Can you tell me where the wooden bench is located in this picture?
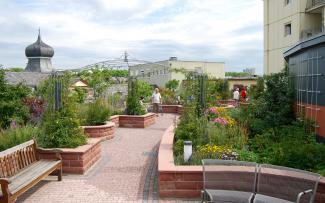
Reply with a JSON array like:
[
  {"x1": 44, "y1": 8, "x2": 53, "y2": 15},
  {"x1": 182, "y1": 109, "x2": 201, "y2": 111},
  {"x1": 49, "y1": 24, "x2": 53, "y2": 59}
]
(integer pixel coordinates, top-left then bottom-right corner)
[{"x1": 0, "y1": 140, "x2": 62, "y2": 203}]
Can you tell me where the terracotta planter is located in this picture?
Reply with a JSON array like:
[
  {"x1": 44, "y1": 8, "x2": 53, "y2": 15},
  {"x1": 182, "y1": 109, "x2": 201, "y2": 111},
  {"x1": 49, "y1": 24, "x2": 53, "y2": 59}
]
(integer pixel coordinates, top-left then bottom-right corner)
[
  {"x1": 38, "y1": 138, "x2": 101, "y2": 174},
  {"x1": 118, "y1": 113, "x2": 156, "y2": 128},
  {"x1": 158, "y1": 125, "x2": 325, "y2": 201},
  {"x1": 82, "y1": 121, "x2": 115, "y2": 141}
]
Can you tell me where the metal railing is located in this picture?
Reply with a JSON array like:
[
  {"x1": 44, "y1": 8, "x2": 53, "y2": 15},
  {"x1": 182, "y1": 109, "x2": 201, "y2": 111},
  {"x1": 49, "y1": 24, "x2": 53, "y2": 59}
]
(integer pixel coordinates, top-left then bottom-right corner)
[{"x1": 306, "y1": 0, "x2": 325, "y2": 11}]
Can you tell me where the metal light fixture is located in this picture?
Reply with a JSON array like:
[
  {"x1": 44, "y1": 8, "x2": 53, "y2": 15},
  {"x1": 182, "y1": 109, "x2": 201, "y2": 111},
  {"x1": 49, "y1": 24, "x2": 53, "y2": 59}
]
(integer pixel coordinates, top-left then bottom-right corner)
[{"x1": 184, "y1": 141, "x2": 192, "y2": 163}]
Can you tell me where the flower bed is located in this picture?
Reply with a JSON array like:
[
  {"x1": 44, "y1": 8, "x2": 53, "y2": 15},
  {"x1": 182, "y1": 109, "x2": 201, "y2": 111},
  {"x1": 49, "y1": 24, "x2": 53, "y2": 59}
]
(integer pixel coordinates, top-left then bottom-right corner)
[
  {"x1": 38, "y1": 138, "x2": 101, "y2": 174},
  {"x1": 158, "y1": 125, "x2": 325, "y2": 202},
  {"x1": 82, "y1": 121, "x2": 115, "y2": 141},
  {"x1": 118, "y1": 113, "x2": 156, "y2": 128}
]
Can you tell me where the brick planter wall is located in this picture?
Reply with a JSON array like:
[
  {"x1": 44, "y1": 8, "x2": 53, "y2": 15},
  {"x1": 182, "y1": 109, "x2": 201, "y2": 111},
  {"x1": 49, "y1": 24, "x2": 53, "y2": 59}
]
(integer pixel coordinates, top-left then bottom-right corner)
[
  {"x1": 82, "y1": 121, "x2": 115, "y2": 141},
  {"x1": 38, "y1": 138, "x2": 101, "y2": 174},
  {"x1": 118, "y1": 113, "x2": 156, "y2": 128},
  {"x1": 109, "y1": 115, "x2": 120, "y2": 127},
  {"x1": 158, "y1": 125, "x2": 325, "y2": 202},
  {"x1": 161, "y1": 105, "x2": 183, "y2": 114}
]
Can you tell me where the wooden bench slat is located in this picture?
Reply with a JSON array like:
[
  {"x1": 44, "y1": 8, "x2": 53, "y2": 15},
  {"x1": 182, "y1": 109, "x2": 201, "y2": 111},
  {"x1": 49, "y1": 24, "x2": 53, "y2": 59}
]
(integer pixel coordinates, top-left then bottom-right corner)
[{"x1": 9, "y1": 161, "x2": 60, "y2": 192}]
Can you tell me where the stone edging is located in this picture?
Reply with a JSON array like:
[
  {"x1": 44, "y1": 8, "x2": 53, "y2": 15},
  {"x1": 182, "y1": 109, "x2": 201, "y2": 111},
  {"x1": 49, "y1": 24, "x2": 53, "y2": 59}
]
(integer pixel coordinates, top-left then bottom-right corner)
[
  {"x1": 38, "y1": 138, "x2": 101, "y2": 174},
  {"x1": 158, "y1": 124, "x2": 325, "y2": 202}
]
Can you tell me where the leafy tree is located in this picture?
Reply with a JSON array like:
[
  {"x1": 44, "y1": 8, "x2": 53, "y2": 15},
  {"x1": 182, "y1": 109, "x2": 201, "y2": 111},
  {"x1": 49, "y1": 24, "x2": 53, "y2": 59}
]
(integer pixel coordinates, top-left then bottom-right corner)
[
  {"x1": 0, "y1": 70, "x2": 31, "y2": 128},
  {"x1": 225, "y1": 72, "x2": 250, "y2": 77},
  {"x1": 5, "y1": 67, "x2": 24, "y2": 72},
  {"x1": 73, "y1": 87, "x2": 87, "y2": 103},
  {"x1": 137, "y1": 80, "x2": 152, "y2": 101},
  {"x1": 165, "y1": 79, "x2": 179, "y2": 91},
  {"x1": 78, "y1": 68, "x2": 111, "y2": 97}
]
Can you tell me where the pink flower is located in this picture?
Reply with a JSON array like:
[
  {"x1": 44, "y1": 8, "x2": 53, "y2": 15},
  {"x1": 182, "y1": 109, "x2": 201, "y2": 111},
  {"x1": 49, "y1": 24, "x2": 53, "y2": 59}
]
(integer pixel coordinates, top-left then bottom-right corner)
[
  {"x1": 212, "y1": 117, "x2": 228, "y2": 126},
  {"x1": 209, "y1": 107, "x2": 219, "y2": 115}
]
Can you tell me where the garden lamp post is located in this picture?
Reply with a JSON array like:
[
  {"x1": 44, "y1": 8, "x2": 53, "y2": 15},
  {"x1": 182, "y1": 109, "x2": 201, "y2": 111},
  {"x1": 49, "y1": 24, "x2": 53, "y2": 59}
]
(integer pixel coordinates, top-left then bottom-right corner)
[{"x1": 184, "y1": 141, "x2": 192, "y2": 163}]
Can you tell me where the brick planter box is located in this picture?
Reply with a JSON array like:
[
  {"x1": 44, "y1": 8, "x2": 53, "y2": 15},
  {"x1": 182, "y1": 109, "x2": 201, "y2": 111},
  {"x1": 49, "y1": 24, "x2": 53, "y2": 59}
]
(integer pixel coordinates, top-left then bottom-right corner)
[
  {"x1": 161, "y1": 105, "x2": 183, "y2": 114},
  {"x1": 82, "y1": 121, "x2": 115, "y2": 141},
  {"x1": 118, "y1": 113, "x2": 156, "y2": 128},
  {"x1": 38, "y1": 138, "x2": 101, "y2": 174},
  {"x1": 158, "y1": 125, "x2": 325, "y2": 202}
]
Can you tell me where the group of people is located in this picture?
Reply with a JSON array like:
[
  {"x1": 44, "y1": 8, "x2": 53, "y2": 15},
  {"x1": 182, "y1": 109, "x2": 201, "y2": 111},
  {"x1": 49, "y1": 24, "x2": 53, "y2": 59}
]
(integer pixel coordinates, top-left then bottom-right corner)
[{"x1": 233, "y1": 87, "x2": 247, "y2": 104}]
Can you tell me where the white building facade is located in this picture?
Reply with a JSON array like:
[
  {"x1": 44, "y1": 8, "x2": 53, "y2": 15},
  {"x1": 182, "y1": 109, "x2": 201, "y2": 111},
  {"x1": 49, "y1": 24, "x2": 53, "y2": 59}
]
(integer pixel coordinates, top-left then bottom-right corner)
[{"x1": 130, "y1": 57, "x2": 225, "y2": 87}]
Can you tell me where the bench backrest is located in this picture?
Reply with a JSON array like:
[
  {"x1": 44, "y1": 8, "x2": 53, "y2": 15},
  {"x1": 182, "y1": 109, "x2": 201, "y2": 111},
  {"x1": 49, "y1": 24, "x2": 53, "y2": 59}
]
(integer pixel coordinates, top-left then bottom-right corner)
[
  {"x1": 202, "y1": 159, "x2": 258, "y2": 193},
  {"x1": 257, "y1": 164, "x2": 321, "y2": 203},
  {"x1": 0, "y1": 140, "x2": 37, "y2": 178}
]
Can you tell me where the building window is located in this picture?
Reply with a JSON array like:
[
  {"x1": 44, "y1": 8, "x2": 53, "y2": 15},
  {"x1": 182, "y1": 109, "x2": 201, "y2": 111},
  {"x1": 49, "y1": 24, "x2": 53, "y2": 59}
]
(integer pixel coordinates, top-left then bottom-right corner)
[
  {"x1": 284, "y1": 0, "x2": 291, "y2": 6},
  {"x1": 160, "y1": 70, "x2": 163, "y2": 75},
  {"x1": 284, "y1": 23, "x2": 291, "y2": 36}
]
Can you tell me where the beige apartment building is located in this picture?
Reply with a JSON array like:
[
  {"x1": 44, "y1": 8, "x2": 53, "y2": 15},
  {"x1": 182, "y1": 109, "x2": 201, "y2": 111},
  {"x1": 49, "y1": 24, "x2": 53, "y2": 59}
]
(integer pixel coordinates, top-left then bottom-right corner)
[
  {"x1": 264, "y1": 0, "x2": 325, "y2": 74},
  {"x1": 130, "y1": 57, "x2": 225, "y2": 87}
]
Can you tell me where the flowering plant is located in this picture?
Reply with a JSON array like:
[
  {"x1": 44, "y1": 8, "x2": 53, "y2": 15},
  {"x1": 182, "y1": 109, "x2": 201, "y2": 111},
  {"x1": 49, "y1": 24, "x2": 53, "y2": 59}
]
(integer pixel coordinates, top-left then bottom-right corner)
[
  {"x1": 206, "y1": 106, "x2": 236, "y2": 127},
  {"x1": 198, "y1": 144, "x2": 238, "y2": 160}
]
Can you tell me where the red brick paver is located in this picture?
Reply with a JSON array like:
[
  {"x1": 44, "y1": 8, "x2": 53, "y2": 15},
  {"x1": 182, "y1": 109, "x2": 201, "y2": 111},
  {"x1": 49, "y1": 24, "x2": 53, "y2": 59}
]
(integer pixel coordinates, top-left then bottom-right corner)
[{"x1": 17, "y1": 114, "x2": 197, "y2": 203}]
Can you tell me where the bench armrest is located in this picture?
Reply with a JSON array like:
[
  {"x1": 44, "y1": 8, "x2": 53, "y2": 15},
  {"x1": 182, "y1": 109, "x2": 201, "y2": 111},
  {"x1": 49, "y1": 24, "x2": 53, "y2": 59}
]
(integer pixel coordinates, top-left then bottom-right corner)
[
  {"x1": 0, "y1": 178, "x2": 11, "y2": 198},
  {"x1": 296, "y1": 189, "x2": 313, "y2": 203},
  {"x1": 36, "y1": 147, "x2": 63, "y2": 160},
  {"x1": 0, "y1": 178, "x2": 11, "y2": 185}
]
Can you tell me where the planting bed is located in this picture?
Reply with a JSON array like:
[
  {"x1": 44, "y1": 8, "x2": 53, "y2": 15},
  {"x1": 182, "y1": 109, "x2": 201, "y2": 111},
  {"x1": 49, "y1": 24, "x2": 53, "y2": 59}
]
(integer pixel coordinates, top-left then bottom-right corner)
[
  {"x1": 38, "y1": 138, "x2": 101, "y2": 174},
  {"x1": 158, "y1": 124, "x2": 325, "y2": 202}
]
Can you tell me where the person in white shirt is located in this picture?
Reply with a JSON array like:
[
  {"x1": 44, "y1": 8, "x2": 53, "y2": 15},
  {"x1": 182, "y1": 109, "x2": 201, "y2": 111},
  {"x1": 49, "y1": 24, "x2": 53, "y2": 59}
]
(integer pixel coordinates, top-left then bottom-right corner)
[
  {"x1": 233, "y1": 88, "x2": 240, "y2": 105},
  {"x1": 152, "y1": 88, "x2": 162, "y2": 114}
]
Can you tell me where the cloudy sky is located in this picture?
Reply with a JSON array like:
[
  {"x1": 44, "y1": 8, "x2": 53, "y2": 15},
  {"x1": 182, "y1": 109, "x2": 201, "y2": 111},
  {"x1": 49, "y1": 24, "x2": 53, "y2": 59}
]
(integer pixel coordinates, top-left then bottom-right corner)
[{"x1": 0, "y1": 0, "x2": 263, "y2": 74}]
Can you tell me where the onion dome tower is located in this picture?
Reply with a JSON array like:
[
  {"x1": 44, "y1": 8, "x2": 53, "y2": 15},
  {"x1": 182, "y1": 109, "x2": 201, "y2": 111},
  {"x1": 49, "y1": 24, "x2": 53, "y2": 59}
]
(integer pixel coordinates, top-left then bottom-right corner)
[{"x1": 25, "y1": 30, "x2": 54, "y2": 73}]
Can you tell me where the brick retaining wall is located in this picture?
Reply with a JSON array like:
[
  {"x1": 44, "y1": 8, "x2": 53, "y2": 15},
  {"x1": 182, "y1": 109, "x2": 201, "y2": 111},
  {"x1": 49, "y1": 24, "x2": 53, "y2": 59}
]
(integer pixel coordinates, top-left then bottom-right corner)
[
  {"x1": 82, "y1": 121, "x2": 115, "y2": 141},
  {"x1": 38, "y1": 138, "x2": 101, "y2": 174},
  {"x1": 118, "y1": 113, "x2": 156, "y2": 128}
]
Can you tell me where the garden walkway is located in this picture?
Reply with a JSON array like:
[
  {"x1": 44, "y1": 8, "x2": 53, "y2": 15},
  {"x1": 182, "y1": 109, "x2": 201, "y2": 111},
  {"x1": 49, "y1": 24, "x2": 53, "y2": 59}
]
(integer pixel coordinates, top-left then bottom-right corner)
[{"x1": 17, "y1": 114, "x2": 197, "y2": 203}]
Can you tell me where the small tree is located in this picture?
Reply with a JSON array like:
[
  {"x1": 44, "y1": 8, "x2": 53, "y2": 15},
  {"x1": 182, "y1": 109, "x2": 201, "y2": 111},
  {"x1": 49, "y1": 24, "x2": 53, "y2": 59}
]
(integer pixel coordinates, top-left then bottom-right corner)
[
  {"x1": 165, "y1": 79, "x2": 179, "y2": 91},
  {"x1": 39, "y1": 73, "x2": 87, "y2": 148}
]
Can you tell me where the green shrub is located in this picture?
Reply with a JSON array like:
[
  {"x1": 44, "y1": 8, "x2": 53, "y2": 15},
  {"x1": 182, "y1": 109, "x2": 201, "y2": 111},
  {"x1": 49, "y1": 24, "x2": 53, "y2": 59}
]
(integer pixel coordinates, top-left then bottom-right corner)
[
  {"x1": 250, "y1": 122, "x2": 325, "y2": 174},
  {"x1": 126, "y1": 78, "x2": 145, "y2": 115},
  {"x1": 0, "y1": 70, "x2": 31, "y2": 128},
  {"x1": 79, "y1": 99, "x2": 110, "y2": 126},
  {"x1": 235, "y1": 149, "x2": 259, "y2": 162},
  {"x1": 39, "y1": 74, "x2": 87, "y2": 148},
  {"x1": 0, "y1": 125, "x2": 41, "y2": 151}
]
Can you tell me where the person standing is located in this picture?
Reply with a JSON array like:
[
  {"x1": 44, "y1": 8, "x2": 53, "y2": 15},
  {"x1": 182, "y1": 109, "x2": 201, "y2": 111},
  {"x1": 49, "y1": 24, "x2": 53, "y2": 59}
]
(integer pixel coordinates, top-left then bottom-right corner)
[
  {"x1": 233, "y1": 88, "x2": 240, "y2": 105},
  {"x1": 241, "y1": 87, "x2": 247, "y2": 101},
  {"x1": 152, "y1": 88, "x2": 162, "y2": 115}
]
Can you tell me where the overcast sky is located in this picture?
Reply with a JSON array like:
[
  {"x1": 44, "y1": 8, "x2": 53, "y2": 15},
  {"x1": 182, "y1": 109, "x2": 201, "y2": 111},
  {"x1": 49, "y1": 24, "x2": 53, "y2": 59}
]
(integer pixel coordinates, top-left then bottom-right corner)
[{"x1": 0, "y1": 0, "x2": 263, "y2": 74}]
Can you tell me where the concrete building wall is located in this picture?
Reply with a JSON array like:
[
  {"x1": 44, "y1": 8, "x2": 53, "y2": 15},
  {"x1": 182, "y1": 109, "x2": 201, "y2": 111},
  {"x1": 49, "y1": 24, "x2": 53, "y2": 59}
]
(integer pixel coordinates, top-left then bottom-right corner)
[
  {"x1": 130, "y1": 59, "x2": 225, "y2": 88},
  {"x1": 264, "y1": 0, "x2": 322, "y2": 75}
]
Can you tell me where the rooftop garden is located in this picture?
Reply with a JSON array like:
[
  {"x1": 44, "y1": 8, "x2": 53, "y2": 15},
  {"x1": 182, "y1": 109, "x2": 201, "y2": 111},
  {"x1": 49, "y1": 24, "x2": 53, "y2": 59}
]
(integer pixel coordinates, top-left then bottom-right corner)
[{"x1": 173, "y1": 69, "x2": 325, "y2": 176}]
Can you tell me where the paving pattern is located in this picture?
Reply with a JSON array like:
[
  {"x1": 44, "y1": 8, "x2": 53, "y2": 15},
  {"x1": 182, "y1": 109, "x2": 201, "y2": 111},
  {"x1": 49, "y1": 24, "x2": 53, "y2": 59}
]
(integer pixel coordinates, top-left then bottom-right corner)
[{"x1": 17, "y1": 114, "x2": 198, "y2": 203}]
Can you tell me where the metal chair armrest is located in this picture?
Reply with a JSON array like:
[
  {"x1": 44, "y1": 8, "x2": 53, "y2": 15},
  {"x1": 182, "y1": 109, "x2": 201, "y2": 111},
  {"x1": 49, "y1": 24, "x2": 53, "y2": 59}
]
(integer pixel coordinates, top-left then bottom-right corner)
[{"x1": 296, "y1": 189, "x2": 313, "y2": 203}]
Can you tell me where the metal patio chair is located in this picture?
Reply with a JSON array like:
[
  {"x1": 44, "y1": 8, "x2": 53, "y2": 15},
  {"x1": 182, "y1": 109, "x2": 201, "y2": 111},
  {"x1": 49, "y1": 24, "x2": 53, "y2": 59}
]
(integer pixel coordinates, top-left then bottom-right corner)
[
  {"x1": 201, "y1": 159, "x2": 258, "y2": 203},
  {"x1": 253, "y1": 164, "x2": 321, "y2": 203}
]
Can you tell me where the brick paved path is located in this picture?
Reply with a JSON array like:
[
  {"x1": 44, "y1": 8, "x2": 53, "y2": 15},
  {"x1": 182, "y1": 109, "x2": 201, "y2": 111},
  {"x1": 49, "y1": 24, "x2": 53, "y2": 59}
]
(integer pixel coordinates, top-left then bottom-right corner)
[{"x1": 17, "y1": 114, "x2": 197, "y2": 203}]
